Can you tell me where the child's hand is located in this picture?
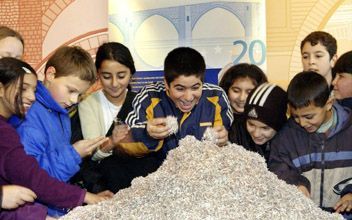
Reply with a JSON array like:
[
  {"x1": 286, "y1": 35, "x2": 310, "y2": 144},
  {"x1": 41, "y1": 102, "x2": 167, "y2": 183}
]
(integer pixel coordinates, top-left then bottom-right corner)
[
  {"x1": 334, "y1": 193, "x2": 352, "y2": 213},
  {"x1": 73, "y1": 136, "x2": 109, "y2": 158},
  {"x1": 147, "y1": 118, "x2": 170, "y2": 139},
  {"x1": 213, "y1": 126, "x2": 228, "y2": 147},
  {"x1": 99, "y1": 124, "x2": 130, "y2": 153},
  {"x1": 297, "y1": 185, "x2": 310, "y2": 198},
  {"x1": 97, "y1": 190, "x2": 114, "y2": 198},
  {"x1": 84, "y1": 191, "x2": 113, "y2": 204},
  {"x1": 1, "y1": 185, "x2": 37, "y2": 209},
  {"x1": 110, "y1": 124, "x2": 130, "y2": 146}
]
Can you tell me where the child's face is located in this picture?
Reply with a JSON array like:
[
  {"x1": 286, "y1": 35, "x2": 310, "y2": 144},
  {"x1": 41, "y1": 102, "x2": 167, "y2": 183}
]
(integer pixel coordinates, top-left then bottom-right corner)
[
  {"x1": 99, "y1": 60, "x2": 131, "y2": 101},
  {"x1": 332, "y1": 73, "x2": 352, "y2": 100},
  {"x1": 165, "y1": 75, "x2": 203, "y2": 113},
  {"x1": 21, "y1": 74, "x2": 37, "y2": 114},
  {"x1": 228, "y1": 77, "x2": 256, "y2": 113},
  {"x1": 290, "y1": 101, "x2": 332, "y2": 133},
  {"x1": 2, "y1": 73, "x2": 36, "y2": 118},
  {"x1": 46, "y1": 75, "x2": 91, "y2": 109},
  {"x1": 0, "y1": 37, "x2": 24, "y2": 59},
  {"x1": 246, "y1": 119, "x2": 276, "y2": 145},
  {"x1": 301, "y1": 42, "x2": 336, "y2": 83}
]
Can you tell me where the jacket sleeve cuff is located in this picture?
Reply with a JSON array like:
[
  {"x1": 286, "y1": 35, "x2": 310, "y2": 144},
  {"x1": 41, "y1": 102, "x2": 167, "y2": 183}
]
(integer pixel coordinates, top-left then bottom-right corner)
[
  {"x1": 78, "y1": 190, "x2": 86, "y2": 205},
  {"x1": 297, "y1": 175, "x2": 311, "y2": 193},
  {"x1": 92, "y1": 149, "x2": 112, "y2": 161},
  {"x1": 71, "y1": 145, "x2": 82, "y2": 164}
]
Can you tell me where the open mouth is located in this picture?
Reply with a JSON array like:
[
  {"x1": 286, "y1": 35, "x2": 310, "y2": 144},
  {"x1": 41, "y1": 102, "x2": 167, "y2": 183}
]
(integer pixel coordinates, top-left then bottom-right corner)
[{"x1": 179, "y1": 101, "x2": 193, "y2": 111}]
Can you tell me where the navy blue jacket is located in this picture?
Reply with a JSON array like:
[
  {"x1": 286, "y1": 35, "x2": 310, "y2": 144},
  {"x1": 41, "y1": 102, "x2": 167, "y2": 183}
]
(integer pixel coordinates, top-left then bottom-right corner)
[
  {"x1": 269, "y1": 103, "x2": 352, "y2": 208},
  {"x1": 124, "y1": 82, "x2": 233, "y2": 159}
]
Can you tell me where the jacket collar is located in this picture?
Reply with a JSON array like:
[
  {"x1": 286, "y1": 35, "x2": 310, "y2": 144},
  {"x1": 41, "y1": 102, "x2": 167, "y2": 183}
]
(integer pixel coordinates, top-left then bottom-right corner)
[
  {"x1": 36, "y1": 81, "x2": 68, "y2": 114},
  {"x1": 338, "y1": 97, "x2": 352, "y2": 109}
]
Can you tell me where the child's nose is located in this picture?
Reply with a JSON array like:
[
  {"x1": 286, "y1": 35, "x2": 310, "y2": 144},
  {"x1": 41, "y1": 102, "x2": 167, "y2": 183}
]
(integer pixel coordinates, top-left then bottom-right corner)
[
  {"x1": 70, "y1": 94, "x2": 79, "y2": 105},
  {"x1": 239, "y1": 91, "x2": 246, "y2": 101},
  {"x1": 332, "y1": 75, "x2": 339, "y2": 87},
  {"x1": 28, "y1": 91, "x2": 36, "y2": 103},
  {"x1": 253, "y1": 128, "x2": 261, "y2": 138},
  {"x1": 298, "y1": 118, "x2": 308, "y2": 127},
  {"x1": 309, "y1": 57, "x2": 315, "y2": 64},
  {"x1": 112, "y1": 76, "x2": 119, "y2": 87},
  {"x1": 184, "y1": 90, "x2": 193, "y2": 102}
]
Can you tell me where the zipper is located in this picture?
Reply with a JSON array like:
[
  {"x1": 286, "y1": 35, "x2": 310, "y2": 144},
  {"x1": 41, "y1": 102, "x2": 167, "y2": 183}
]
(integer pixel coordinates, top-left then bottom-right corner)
[{"x1": 320, "y1": 140, "x2": 325, "y2": 207}]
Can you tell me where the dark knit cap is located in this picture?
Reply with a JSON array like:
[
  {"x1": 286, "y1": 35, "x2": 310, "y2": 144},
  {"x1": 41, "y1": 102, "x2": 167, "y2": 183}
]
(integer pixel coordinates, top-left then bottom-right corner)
[{"x1": 244, "y1": 83, "x2": 288, "y2": 131}]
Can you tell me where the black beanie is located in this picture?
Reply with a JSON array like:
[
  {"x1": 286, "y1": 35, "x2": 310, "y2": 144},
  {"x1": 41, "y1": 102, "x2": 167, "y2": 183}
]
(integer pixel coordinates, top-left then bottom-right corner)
[{"x1": 244, "y1": 83, "x2": 288, "y2": 131}]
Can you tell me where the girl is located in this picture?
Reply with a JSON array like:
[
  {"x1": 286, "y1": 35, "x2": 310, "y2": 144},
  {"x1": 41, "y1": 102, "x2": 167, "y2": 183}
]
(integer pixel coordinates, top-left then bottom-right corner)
[
  {"x1": 219, "y1": 63, "x2": 267, "y2": 145},
  {"x1": 0, "y1": 57, "x2": 111, "y2": 219},
  {"x1": 78, "y1": 42, "x2": 160, "y2": 193},
  {"x1": 332, "y1": 50, "x2": 352, "y2": 109},
  {"x1": 0, "y1": 26, "x2": 24, "y2": 59}
]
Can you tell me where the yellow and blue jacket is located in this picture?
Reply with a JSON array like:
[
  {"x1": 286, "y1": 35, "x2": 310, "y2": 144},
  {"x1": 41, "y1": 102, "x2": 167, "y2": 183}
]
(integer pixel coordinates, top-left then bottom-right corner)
[{"x1": 123, "y1": 82, "x2": 233, "y2": 159}]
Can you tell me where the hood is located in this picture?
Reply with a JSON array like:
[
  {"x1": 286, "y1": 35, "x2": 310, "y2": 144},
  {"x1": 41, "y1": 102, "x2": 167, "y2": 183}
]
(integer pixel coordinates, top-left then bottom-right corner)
[
  {"x1": 287, "y1": 103, "x2": 352, "y2": 139},
  {"x1": 35, "y1": 81, "x2": 68, "y2": 114}
]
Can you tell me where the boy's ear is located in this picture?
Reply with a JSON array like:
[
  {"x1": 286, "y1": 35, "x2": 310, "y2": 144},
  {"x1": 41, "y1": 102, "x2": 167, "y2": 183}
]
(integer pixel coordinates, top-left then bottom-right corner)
[
  {"x1": 164, "y1": 78, "x2": 169, "y2": 90},
  {"x1": 0, "y1": 82, "x2": 4, "y2": 98},
  {"x1": 330, "y1": 54, "x2": 338, "y2": 68},
  {"x1": 45, "y1": 66, "x2": 56, "y2": 82},
  {"x1": 326, "y1": 96, "x2": 334, "y2": 111}
]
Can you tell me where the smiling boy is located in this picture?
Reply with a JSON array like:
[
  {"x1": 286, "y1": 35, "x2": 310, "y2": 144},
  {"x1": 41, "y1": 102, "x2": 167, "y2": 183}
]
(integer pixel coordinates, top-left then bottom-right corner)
[
  {"x1": 121, "y1": 47, "x2": 233, "y2": 160},
  {"x1": 269, "y1": 71, "x2": 352, "y2": 212}
]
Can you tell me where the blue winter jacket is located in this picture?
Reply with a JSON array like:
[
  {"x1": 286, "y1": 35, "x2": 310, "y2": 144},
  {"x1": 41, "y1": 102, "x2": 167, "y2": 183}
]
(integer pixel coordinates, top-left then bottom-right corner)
[
  {"x1": 9, "y1": 81, "x2": 82, "y2": 217},
  {"x1": 10, "y1": 81, "x2": 81, "y2": 181}
]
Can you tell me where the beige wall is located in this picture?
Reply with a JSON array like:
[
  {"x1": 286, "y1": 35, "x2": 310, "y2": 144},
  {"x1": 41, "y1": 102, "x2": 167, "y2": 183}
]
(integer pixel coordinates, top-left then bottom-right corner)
[
  {"x1": 266, "y1": 0, "x2": 347, "y2": 89},
  {"x1": 2, "y1": 0, "x2": 351, "y2": 88}
]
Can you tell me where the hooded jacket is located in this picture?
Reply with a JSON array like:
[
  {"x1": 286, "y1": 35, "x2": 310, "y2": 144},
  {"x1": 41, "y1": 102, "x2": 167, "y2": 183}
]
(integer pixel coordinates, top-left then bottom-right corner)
[
  {"x1": 269, "y1": 103, "x2": 352, "y2": 208},
  {"x1": 9, "y1": 81, "x2": 81, "y2": 216}
]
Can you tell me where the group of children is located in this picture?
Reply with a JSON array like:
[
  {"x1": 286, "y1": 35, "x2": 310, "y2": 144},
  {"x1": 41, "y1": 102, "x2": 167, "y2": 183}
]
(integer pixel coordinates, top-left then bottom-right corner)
[
  {"x1": 0, "y1": 26, "x2": 113, "y2": 219},
  {"x1": 1, "y1": 24, "x2": 352, "y2": 219},
  {"x1": 219, "y1": 31, "x2": 352, "y2": 216}
]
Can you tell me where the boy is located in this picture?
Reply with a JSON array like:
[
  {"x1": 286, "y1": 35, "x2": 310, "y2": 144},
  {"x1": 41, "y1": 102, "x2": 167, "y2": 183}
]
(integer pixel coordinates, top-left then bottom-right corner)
[
  {"x1": 242, "y1": 83, "x2": 287, "y2": 162},
  {"x1": 269, "y1": 71, "x2": 352, "y2": 213},
  {"x1": 114, "y1": 47, "x2": 233, "y2": 160},
  {"x1": 301, "y1": 31, "x2": 337, "y2": 86},
  {"x1": 10, "y1": 46, "x2": 109, "y2": 217}
]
